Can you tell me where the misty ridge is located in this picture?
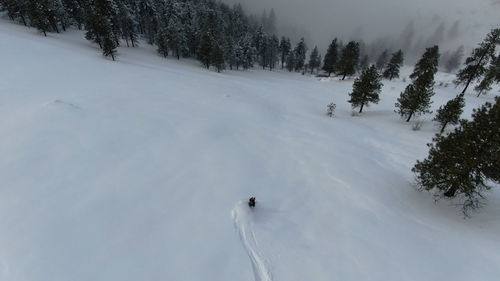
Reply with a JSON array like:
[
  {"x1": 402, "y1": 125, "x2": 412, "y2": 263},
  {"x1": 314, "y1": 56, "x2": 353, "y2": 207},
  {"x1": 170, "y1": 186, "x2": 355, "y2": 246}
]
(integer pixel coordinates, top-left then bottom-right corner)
[{"x1": 225, "y1": 0, "x2": 499, "y2": 64}]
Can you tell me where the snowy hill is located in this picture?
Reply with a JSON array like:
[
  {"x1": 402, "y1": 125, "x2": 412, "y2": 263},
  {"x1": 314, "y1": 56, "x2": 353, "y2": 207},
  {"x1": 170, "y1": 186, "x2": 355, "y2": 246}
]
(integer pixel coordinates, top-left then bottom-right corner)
[{"x1": 0, "y1": 21, "x2": 499, "y2": 281}]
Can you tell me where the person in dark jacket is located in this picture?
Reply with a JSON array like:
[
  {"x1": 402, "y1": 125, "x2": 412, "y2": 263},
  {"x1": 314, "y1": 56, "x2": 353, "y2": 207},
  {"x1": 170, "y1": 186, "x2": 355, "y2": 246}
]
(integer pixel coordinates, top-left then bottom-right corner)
[{"x1": 248, "y1": 197, "x2": 256, "y2": 207}]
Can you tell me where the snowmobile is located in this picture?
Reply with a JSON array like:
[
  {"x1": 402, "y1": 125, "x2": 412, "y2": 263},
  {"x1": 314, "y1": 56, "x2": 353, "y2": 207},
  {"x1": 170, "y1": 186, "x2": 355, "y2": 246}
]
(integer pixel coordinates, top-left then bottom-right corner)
[{"x1": 248, "y1": 197, "x2": 256, "y2": 208}]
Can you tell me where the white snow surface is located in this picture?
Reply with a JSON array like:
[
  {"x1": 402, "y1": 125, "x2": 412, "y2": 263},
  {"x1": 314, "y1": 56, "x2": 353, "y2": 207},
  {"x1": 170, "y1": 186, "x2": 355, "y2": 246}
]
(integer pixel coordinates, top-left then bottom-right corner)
[{"x1": 0, "y1": 21, "x2": 499, "y2": 281}]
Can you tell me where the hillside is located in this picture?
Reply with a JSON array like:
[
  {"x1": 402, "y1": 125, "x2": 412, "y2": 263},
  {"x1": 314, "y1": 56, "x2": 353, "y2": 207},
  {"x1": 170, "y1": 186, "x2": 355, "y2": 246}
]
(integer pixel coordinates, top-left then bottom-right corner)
[{"x1": 0, "y1": 21, "x2": 499, "y2": 281}]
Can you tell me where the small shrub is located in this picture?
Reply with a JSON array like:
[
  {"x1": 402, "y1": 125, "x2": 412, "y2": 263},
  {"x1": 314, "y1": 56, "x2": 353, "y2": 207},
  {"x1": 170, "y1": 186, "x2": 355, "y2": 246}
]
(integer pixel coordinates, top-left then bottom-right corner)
[
  {"x1": 326, "y1": 103, "x2": 336, "y2": 117},
  {"x1": 412, "y1": 119, "x2": 424, "y2": 131}
]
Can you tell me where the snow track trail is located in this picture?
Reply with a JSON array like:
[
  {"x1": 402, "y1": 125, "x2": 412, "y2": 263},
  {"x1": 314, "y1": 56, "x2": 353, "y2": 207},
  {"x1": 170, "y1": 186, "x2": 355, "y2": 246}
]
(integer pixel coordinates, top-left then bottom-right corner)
[{"x1": 232, "y1": 201, "x2": 273, "y2": 281}]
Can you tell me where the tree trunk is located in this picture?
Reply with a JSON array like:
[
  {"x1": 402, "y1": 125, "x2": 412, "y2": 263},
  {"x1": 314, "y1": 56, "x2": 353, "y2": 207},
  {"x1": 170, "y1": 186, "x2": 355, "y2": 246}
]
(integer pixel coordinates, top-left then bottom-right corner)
[
  {"x1": 440, "y1": 122, "x2": 448, "y2": 134},
  {"x1": 462, "y1": 49, "x2": 490, "y2": 94},
  {"x1": 130, "y1": 35, "x2": 135, "y2": 47},
  {"x1": 444, "y1": 184, "x2": 458, "y2": 197},
  {"x1": 342, "y1": 73, "x2": 346, "y2": 80},
  {"x1": 111, "y1": 53, "x2": 115, "y2": 61},
  {"x1": 20, "y1": 15, "x2": 27, "y2": 26},
  {"x1": 406, "y1": 112, "x2": 413, "y2": 122},
  {"x1": 359, "y1": 103, "x2": 364, "y2": 113}
]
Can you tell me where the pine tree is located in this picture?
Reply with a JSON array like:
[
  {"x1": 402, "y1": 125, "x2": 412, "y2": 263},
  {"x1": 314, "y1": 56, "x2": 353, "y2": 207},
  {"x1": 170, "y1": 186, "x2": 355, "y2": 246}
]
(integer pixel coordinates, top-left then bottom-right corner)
[
  {"x1": 395, "y1": 46, "x2": 439, "y2": 122},
  {"x1": 434, "y1": 93, "x2": 465, "y2": 133},
  {"x1": 117, "y1": 1, "x2": 138, "y2": 47},
  {"x1": 409, "y1": 45, "x2": 439, "y2": 80},
  {"x1": 455, "y1": 28, "x2": 500, "y2": 94},
  {"x1": 413, "y1": 97, "x2": 500, "y2": 214},
  {"x1": 279, "y1": 36, "x2": 291, "y2": 69},
  {"x1": 166, "y1": 16, "x2": 188, "y2": 59},
  {"x1": 474, "y1": 54, "x2": 500, "y2": 96},
  {"x1": 27, "y1": 0, "x2": 51, "y2": 36},
  {"x1": 376, "y1": 49, "x2": 389, "y2": 71},
  {"x1": 322, "y1": 38, "x2": 338, "y2": 76},
  {"x1": 309, "y1": 46, "x2": 320, "y2": 74},
  {"x1": 156, "y1": 26, "x2": 169, "y2": 58},
  {"x1": 211, "y1": 44, "x2": 224, "y2": 72},
  {"x1": 383, "y1": 50, "x2": 404, "y2": 80},
  {"x1": 266, "y1": 35, "x2": 280, "y2": 70},
  {"x1": 293, "y1": 38, "x2": 307, "y2": 72},
  {"x1": 286, "y1": 52, "x2": 295, "y2": 72},
  {"x1": 1, "y1": 0, "x2": 29, "y2": 26},
  {"x1": 337, "y1": 41, "x2": 360, "y2": 80},
  {"x1": 198, "y1": 31, "x2": 212, "y2": 69},
  {"x1": 348, "y1": 65, "x2": 383, "y2": 113}
]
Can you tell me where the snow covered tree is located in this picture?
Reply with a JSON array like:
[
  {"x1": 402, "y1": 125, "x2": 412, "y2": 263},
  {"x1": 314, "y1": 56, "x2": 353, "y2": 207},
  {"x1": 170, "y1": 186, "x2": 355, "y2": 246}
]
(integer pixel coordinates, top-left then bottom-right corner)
[
  {"x1": 117, "y1": 1, "x2": 138, "y2": 47},
  {"x1": 309, "y1": 46, "x2": 320, "y2": 74},
  {"x1": 156, "y1": 26, "x2": 169, "y2": 58},
  {"x1": 83, "y1": 0, "x2": 119, "y2": 60},
  {"x1": 409, "y1": 45, "x2": 439, "y2": 80},
  {"x1": 375, "y1": 49, "x2": 389, "y2": 71},
  {"x1": 475, "y1": 54, "x2": 500, "y2": 96},
  {"x1": 0, "y1": 0, "x2": 29, "y2": 26},
  {"x1": 322, "y1": 38, "x2": 338, "y2": 76},
  {"x1": 279, "y1": 36, "x2": 291, "y2": 69},
  {"x1": 293, "y1": 38, "x2": 307, "y2": 72},
  {"x1": 266, "y1": 35, "x2": 280, "y2": 70},
  {"x1": 413, "y1": 97, "x2": 500, "y2": 214},
  {"x1": 286, "y1": 51, "x2": 295, "y2": 72},
  {"x1": 211, "y1": 44, "x2": 224, "y2": 72},
  {"x1": 455, "y1": 28, "x2": 500, "y2": 94},
  {"x1": 337, "y1": 41, "x2": 360, "y2": 80},
  {"x1": 348, "y1": 65, "x2": 383, "y2": 113},
  {"x1": 434, "y1": 93, "x2": 465, "y2": 133},
  {"x1": 383, "y1": 50, "x2": 404, "y2": 80},
  {"x1": 166, "y1": 16, "x2": 188, "y2": 59},
  {"x1": 395, "y1": 46, "x2": 439, "y2": 122},
  {"x1": 27, "y1": 0, "x2": 51, "y2": 36},
  {"x1": 444, "y1": 46, "x2": 464, "y2": 73},
  {"x1": 198, "y1": 31, "x2": 212, "y2": 69}
]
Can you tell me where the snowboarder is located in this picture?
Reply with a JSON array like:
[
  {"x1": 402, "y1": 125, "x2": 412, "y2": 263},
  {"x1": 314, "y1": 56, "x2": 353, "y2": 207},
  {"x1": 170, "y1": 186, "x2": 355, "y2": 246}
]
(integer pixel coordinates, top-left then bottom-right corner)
[{"x1": 248, "y1": 197, "x2": 256, "y2": 208}]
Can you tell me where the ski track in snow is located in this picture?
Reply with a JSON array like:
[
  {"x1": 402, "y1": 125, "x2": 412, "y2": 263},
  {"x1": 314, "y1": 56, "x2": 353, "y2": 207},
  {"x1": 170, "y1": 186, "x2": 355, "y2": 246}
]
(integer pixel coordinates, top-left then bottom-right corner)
[{"x1": 232, "y1": 201, "x2": 273, "y2": 281}]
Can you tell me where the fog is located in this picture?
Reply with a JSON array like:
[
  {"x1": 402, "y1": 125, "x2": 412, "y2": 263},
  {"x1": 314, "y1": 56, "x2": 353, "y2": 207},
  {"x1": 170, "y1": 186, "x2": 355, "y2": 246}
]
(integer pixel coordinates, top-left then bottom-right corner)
[{"x1": 223, "y1": 0, "x2": 499, "y2": 61}]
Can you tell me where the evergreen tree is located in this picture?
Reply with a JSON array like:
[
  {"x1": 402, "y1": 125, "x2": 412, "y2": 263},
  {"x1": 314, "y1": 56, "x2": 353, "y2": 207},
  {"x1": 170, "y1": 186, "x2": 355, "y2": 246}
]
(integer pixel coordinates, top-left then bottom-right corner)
[
  {"x1": 434, "y1": 93, "x2": 465, "y2": 133},
  {"x1": 279, "y1": 36, "x2": 291, "y2": 69},
  {"x1": 156, "y1": 26, "x2": 169, "y2": 58},
  {"x1": 322, "y1": 38, "x2": 338, "y2": 76},
  {"x1": 395, "y1": 46, "x2": 439, "y2": 122},
  {"x1": 348, "y1": 65, "x2": 383, "y2": 113},
  {"x1": 265, "y1": 35, "x2": 280, "y2": 70},
  {"x1": 309, "y1": 46, "x2": 320, "y2": 74},
  {"x1": 455, "y1": 28, "x2": 500, "y2": 94},
  {"x1": 0, "y1": 0, "x2": 29, "y2": 26},
  {"x1": 286, "y1": 52, "x2": 295, "y2": 72},
  {"x1": 475, "y1": 54, "x2": 500, "y2": 96},
  {"x1": 198, "y1": 31, "x2": 212, "y2": 69},
  {"x1": 211, "y1": 44, "x2": 225, "y2": 72},
  {"x1": 27, "y1": 0, "x2": 51, "y2": 36},
  {"x1": 409, "y1": 45, "x2": 439, "y2": 80},
  {"x1": 166, "y1": 15, "x2": 188, "y2": 59},
  {"x1": 84, "y1": 0, "x2": 119, "y2": 60},
  {"x1": 376, "y1": 49, "x2": 389, "y2": 71},
  {"x1": 413, "y1": 97, "x2": 500, "y2": 214},
  {"x1": 293, "y1": 38, "x2": 307, "y2": 72},
  {"x1": 444, "y1": 45, "x2": 464, "y2": 73},
  {"x1": 117, "y1": 1, "x2": 138, "y2": 47},
  {"x1": 337, "y1": 41, "x2": 360, "y2": 80},
  {"x1": 383, "y1": 50, "x2": 404, "y2": 80}
]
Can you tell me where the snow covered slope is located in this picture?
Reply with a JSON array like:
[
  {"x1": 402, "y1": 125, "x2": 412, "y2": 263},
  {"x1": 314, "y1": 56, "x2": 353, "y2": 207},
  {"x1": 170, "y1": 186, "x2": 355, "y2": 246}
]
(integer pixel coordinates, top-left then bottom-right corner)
[{"x1": 0, "y1": 21, "x2": 499, "y2": 281}]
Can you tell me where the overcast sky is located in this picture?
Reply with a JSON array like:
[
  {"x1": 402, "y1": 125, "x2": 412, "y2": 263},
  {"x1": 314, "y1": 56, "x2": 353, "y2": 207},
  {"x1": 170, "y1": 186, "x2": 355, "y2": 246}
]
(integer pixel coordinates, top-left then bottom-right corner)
[{"x1": 223, "y1": 0, "x2": 500, "y2": 57}]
